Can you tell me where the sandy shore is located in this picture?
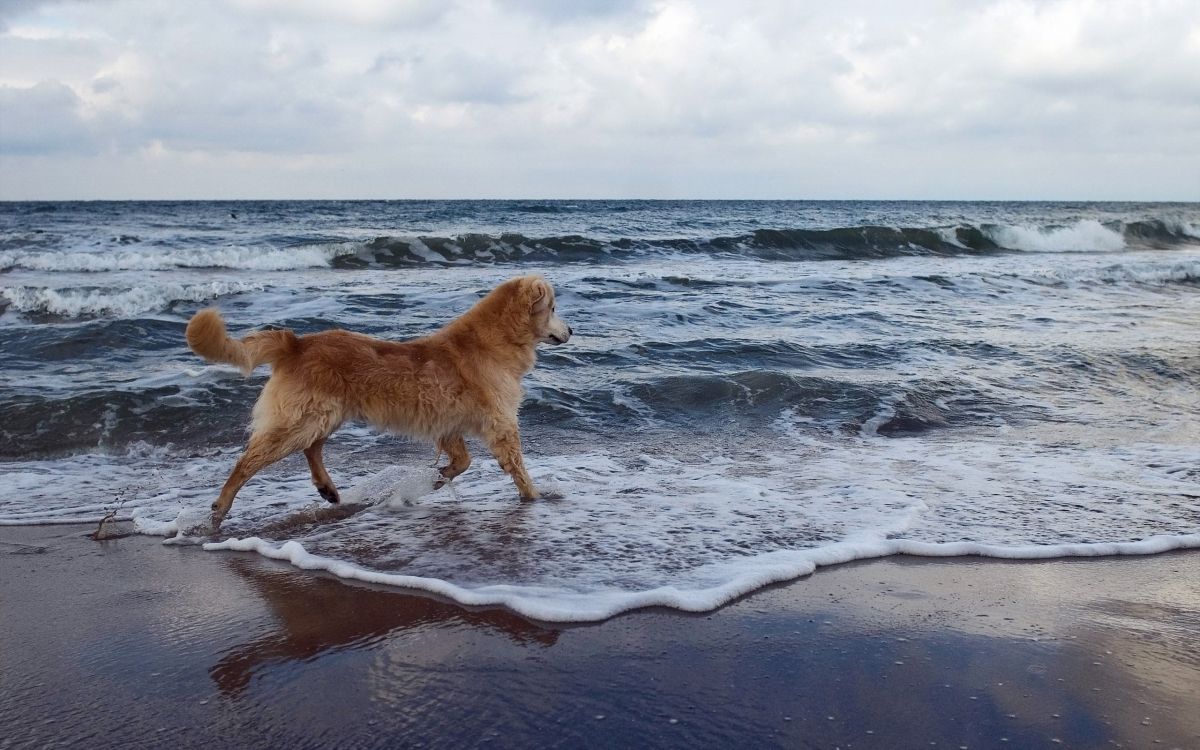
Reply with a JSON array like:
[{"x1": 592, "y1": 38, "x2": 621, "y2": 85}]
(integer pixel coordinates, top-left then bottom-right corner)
[{"x1": 2, "y1": 524, "x2": 1198, "y2": 749}]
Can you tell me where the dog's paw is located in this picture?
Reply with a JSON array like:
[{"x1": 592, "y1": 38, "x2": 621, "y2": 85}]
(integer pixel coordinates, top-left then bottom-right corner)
[{"x1": 316, "y1": 485, "x2": 341, "y2": 504}]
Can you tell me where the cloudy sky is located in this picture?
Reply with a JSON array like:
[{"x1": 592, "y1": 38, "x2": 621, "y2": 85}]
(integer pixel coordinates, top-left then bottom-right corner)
[{"x1": 1, "y1": 0, "x2": 1197, "y2": 200}]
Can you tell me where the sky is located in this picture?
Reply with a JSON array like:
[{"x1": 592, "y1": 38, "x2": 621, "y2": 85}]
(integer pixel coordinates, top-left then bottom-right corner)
[{"x1": 0, "y1": 0, "x2": 1197, "y2": 200}]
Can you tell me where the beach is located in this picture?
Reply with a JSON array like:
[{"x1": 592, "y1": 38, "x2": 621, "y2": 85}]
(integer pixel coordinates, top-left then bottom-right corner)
[
  {"x1": 2, "y1": 200, "x2": 1199, "y2": 747},
  {"x1": 3, "y1": 523, "x2": 1197, "y2": 749}
]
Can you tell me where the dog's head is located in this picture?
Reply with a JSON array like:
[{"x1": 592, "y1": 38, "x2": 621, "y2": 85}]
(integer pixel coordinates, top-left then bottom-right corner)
[{"x1": 517, "y1": 275, "x2": 572, "y2": 345}]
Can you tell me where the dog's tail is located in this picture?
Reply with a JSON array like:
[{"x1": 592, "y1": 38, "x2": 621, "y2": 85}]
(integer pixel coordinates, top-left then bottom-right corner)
[{"x1": 186, "y1": 308, "x2": 298, "y2": 376}]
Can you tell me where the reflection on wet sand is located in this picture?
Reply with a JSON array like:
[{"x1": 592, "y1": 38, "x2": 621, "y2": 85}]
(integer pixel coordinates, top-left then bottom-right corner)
[
  {"x1": 210, "y1": 556, "x2": 559, "y2": 695},
  {"x1": 4, "y1": 525, "x2": 1198, "y2": 750}
]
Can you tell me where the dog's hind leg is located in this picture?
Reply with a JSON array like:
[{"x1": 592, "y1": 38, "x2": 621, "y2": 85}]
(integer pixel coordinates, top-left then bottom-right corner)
[
  {"x1": 303, "y1": 438, "x2": 339, "y2": 504},
  {"x1": 483, "y1": 425, "x2": 538, "y2": 500},
  {"x1": 211, "y1": 428, "x2": 309, "y2": 528},
  {"x1": 434, "y1": 434, "x2": 472, "y2": 489}
]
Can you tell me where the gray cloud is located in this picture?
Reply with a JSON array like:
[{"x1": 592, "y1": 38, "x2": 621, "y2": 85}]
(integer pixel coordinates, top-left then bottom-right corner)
[
  {"x1": 498, "y1": 0, "x2": 647, "y2": 22},
  {"x1": 0, "y1": 0, "x2": 52, "y2": 27},
  {"x1": 0, "y1": 80, "x2": 95, "y2": 153}
]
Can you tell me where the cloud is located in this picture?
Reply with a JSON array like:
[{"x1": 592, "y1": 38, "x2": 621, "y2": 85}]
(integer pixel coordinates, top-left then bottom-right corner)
[
  {"x1": 223, "y1": 0, "x2": 448, "y2": 27},
  {"x1": 0, "y1": 0, "x2": 53, "y2": 29},
  {"x1": 0, "y1": 80, "x2": 95, "y2": 153},
  {"x1": 498, "y1": 0, "x2": 646, "y2": 22},
  {"x1": 0, "y1": 0, "x2": 1197, "y2": 198}
]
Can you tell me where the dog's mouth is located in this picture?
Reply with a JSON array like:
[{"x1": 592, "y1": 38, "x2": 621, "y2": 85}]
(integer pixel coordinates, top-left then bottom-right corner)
[{"x1": 543, "y1": 322, "x2": 572, "y2": 345}]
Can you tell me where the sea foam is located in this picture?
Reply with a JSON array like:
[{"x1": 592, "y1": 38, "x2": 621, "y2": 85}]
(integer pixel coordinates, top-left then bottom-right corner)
[
  {"x1": 986, "y1": 219, "x2": 1127, "y2": 253},
  {"x1": 0, "y1": 243, "x2": 358, "y2": 273},
  {"x1": 201, "y1": 531, "x2": 1200, "y2": 622},
  {"x1": 0, "y1": 279, "x2": 265, "y2": 317},
  {"x1": 134, "y1": 432, "x2": 1200, "y2": 623}
]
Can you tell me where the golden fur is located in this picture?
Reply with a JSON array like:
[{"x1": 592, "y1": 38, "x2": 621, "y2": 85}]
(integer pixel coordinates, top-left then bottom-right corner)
[{"x1": 185, "y1": 274, "x2": 571, "y2": 528}]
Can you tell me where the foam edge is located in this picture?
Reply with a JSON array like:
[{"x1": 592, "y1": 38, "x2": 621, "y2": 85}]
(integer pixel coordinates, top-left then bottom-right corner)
[{"x1": 202, "y1": 533, "x2": 1200, "y2": 624}]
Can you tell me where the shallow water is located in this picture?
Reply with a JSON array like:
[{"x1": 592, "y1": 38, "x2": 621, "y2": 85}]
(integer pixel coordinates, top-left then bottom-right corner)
[{"x1": 2, "y1": 200, "x2": 1198, "y2": 620}]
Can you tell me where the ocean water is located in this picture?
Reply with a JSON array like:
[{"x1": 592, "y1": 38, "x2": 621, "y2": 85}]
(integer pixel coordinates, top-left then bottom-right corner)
[{"x1": 2, "y1": 200, "x2": 1198, "y2": 621}]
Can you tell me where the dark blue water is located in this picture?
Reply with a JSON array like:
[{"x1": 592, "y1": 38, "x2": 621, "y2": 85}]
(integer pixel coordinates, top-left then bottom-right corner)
[{"x1": 2, "y1": 200, "x2": 1198, "y2": 620}]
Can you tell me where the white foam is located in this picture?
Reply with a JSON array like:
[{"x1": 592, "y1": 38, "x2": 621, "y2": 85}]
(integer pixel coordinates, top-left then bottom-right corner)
[
  {"x1": 202, "y1": 531, "x2": 1200, "y2": 623},
  {"x1": 0, "y1": 243, "x2": 358, "y2": 273},
  {"x1": 987, "y1": 219, "x2": 1127, "y2": 253},
  {"x1": 340, "y1": 465, "x2": 441, "y2": 508},
  {"x1": 183, "y1": 432, "x2": 1197, "y2": 622},
  {"x1": 0, "y1": 279, "x2": 264, "y2": 317},
  {"x1": 1026, "y1": 258, "x2": 1200, "y2": 287},
  {"x1": 132, "y1": 506, "x2": 213, "y2": 540},
  {"x1": 400, "y1": 238, "x2": 472, "y2": 265},
  {"x1": 5, "y1": 419, "x2": 1195, "y2": 626},
  {"x1": 934, "y1": 227, "x2": 968, "y2": 249},
  {"x1": 1163, "y1": 218, "x2": 1200, "y2": 240}
]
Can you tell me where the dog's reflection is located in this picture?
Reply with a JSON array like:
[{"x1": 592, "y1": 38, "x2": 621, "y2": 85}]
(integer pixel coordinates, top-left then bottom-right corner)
[{"x1": 210, "y1": 557, "x2": 560, "y2": 695}]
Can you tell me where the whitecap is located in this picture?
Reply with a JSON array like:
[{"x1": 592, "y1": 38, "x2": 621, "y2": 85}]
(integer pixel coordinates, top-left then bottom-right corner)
[
  {"x1": 0, "y1": 279, "x2": 265, "y2": 317},
  {"x1": 986, "y1": 219, "x2": 1127, "y2": 253}
]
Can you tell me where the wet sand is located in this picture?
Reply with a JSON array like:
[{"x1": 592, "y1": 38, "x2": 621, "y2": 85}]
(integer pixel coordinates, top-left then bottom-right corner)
[{"x1": 2, "y1": 523, "x2": 1198, "y2": 749}]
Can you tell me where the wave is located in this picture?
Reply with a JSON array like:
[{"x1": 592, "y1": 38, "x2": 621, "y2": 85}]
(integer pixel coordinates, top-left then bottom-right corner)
[
  {"x1": 524, "y1": 370, "x2": 1033, "y2": 435},
  {"x1": 3, "y1": 220, "x2": 1197, "y2": 272},
  {"x1": 1125, "y1": 218, "x2": 1200, "y2": 245},
  {"x1": 12, "y1": 337, "x2": 1197, "y2": 458},
  {"x1": 1032, "y1": 258, "x2": 1200, "y2": 287},
  {"x1": 0, "y1": 279, "x2": 264, "y2": 318},
  {"x1": 0, "y1": 243, "x2": 356, "y2": 273},
  {"x1": 984, "y1": 219, "x2": 1125, "y2": 253},
  {"x1": 331, "y1": 227, "x2": 989, "y2": 267},
  {"x1": 0, "y1": 370, "x2": 979, "y2": 457},
  {"x1": 514, "y1": 203, "x2": 576, "y2": 213},
  {"x1": 0, "y1": 382, "x2": 258, "y2": 458},
  {"x1": 323, "y1": 219, "x2": 1200, "y2": 265},
  {"x1": 0, "y1": 318, "x2": 184, "y2": 362}
]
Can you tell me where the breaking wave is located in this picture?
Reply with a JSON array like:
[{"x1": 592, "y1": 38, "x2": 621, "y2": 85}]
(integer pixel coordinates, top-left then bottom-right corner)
[
  {"x1": 2, "y1": 219, "x2": 1198, "y2": 273},
  {"x1": 0, "y1": 243, "x2": 356, "y2": 273},
  {"x1": 0, "y1": 280, "x2": 264, "y2": 318}
]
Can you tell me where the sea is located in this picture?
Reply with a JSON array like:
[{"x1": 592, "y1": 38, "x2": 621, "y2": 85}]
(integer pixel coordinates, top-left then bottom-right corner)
[{"x1": 2, "y1": 200, "x2": 1198, "y2": 621}]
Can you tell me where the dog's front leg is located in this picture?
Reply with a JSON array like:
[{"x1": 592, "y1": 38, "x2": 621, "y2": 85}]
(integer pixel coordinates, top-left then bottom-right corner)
[
  {"x1": 484, "y1": 425, "x2": 538, "y2": 500},
  {"x1": 212, "y1": 428, "x2": 302, "y2": 528}
]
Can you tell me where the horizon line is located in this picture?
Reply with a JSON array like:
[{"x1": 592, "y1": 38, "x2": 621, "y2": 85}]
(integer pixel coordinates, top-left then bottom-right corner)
[{"x1": 2, "y1": 197, "x2": 1198, "y2": 204}]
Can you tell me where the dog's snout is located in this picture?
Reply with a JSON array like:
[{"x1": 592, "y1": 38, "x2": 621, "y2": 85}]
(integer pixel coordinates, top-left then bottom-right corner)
[{"x1": 568, "y1": 326, "x2": 574, "y2": 336}]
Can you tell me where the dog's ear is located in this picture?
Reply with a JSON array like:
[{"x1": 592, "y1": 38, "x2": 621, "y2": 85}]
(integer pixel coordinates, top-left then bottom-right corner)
[{"x1": 526, "y1": 276, "x2": 552, "y2": 313}]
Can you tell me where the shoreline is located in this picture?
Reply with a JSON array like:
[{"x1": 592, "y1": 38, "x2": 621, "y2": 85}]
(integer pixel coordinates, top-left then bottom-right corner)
[
  {"x1": 3, "y1": 523, "x2": 1198, "y2": 748},
  {"x1": 201, "y1": 528, "x2": 1200, "y2": 623}
]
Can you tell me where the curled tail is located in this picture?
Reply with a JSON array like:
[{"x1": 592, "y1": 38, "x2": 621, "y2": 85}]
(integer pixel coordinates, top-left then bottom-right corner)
[{"x1": 186, "y1": 308, "x2": 298, "y2": 375}]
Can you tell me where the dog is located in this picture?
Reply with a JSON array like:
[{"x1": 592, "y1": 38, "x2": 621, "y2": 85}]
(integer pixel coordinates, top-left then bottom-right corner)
[{"x1": 185, "y1": 274, "x2": 571, "y2": 528}]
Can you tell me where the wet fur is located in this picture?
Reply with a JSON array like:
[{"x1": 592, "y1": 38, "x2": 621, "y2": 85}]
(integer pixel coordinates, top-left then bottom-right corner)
[{"x1": 185, "y1": 274, "x2": 571, "y2": 528}]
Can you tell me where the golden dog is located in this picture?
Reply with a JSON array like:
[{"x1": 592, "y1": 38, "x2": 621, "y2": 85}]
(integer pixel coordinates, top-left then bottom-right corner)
[{"x1": 185, "y1": 274, "x2": 572, "y2": 528}]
